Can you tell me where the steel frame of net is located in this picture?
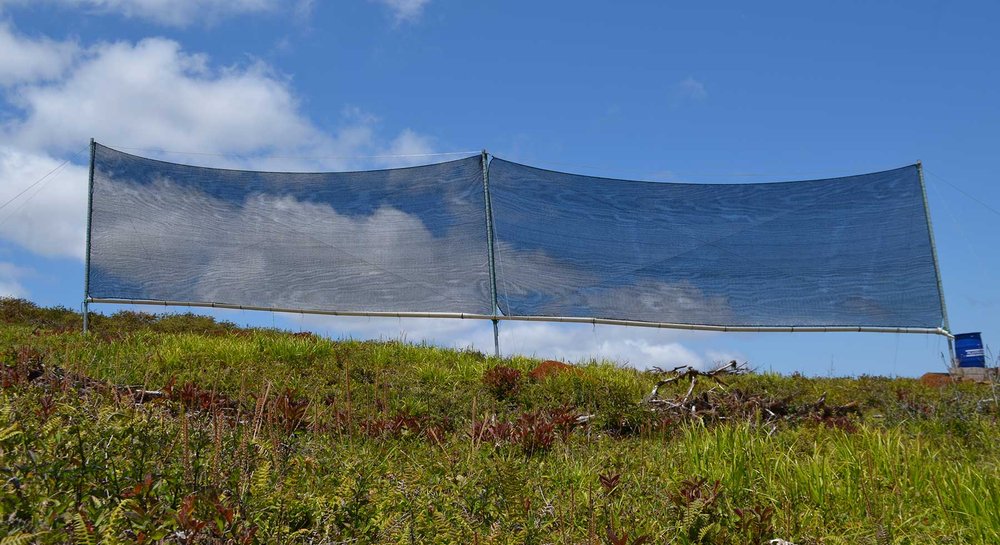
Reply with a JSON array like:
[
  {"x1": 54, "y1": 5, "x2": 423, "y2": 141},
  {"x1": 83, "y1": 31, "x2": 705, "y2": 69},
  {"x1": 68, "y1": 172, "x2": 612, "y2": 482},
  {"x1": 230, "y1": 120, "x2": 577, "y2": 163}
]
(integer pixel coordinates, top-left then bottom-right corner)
[{"x1": 81, "y1": 141, "x2": 956, "y2": 354}]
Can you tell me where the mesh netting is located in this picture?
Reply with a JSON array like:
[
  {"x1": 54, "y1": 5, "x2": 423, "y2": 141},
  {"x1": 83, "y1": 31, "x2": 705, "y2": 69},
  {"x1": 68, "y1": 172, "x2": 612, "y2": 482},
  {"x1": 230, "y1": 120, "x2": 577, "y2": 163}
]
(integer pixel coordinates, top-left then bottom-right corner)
[
  {"x1": 88, "y1": 144, "x2": 493, "y2": 314},
  {"x1": 488, "y1": 159, "x2": 944, "y2": 328},
  {"x1": 87, "y1": 144, "x2": 946, "y2": 331}
]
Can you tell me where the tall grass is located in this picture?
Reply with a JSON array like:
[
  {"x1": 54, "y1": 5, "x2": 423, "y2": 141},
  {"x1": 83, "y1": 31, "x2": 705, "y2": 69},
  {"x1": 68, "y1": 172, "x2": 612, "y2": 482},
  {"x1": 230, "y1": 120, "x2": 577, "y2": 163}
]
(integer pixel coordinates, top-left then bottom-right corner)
[{"x1": 1, "y1": 298, "x2": 998, "y2": 544}]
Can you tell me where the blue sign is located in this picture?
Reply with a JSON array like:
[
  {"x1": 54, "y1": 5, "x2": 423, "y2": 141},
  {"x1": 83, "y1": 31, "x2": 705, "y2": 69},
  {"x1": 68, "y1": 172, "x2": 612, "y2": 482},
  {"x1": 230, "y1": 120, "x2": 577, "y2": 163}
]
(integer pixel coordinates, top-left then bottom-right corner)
[{"x1": 954, "y1": 332, "x2": 986, "y2": 367}]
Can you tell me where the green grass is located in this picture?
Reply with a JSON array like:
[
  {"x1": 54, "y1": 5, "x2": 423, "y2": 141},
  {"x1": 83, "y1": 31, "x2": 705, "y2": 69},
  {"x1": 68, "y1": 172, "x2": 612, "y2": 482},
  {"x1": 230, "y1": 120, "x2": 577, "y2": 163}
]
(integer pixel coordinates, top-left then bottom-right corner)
[{"x1": 1, "y1": 297, "x2": 998, "y2": 544}]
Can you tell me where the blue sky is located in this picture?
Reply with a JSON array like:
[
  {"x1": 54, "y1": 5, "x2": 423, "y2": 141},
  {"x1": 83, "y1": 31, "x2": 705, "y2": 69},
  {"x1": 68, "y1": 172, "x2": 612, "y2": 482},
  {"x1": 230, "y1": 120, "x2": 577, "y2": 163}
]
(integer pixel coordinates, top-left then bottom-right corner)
[{"x1": 0, "y1": 0, "x2": 997, "y2": 375}]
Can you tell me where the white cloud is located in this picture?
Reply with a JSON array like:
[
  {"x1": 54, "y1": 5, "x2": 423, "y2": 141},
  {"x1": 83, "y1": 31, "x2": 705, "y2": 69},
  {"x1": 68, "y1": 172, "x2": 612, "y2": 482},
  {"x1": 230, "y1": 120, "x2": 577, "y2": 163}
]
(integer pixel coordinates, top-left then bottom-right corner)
[
  {"x1": 89, "y1": 176, "x2": 490, "y2": 313},
  {"x1": 0, "y1": 0, "x2": 286, "y2": 27},
  {"x1": 498, "y1": 321, "x2": 711, "y2": 369},
  {"x1": 303, "y1": 313, "x2": 730, "y2": 370},
  {"x1": 0, "y1": 22, "x2": 79, "y2": 85},
  {"x1": 0, "y1": 261, "x2": 30, "y2": 297},
  {"x1": 0, "y1": 146, "x2": 88, "y2": 259},
  {"x1": 375, "y1": 129, "x2": 436, "y2": 167},
  {"x1": 547, "y1": 279, "x2": 732, "y2": 326},
  {"x1": 0, "y1": 32, "x2": 439, "y2": 260},
  {"x1": 675, "y1": 76, "x2": 707, "y2": 101},
  {"x1": 5, "y1": 38, "x2": 330, "y2": 159},
  {"x1": 373, "y1": 0, "x2": 430, "y2": 24}
]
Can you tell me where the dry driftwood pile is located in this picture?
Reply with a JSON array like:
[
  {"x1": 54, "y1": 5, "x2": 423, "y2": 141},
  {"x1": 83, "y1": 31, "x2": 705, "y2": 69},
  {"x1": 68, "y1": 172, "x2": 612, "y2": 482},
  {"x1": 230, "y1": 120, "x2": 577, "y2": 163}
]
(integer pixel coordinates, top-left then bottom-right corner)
[{"x1": 644, "y1": 361, "x2": 862, "y2": 428}]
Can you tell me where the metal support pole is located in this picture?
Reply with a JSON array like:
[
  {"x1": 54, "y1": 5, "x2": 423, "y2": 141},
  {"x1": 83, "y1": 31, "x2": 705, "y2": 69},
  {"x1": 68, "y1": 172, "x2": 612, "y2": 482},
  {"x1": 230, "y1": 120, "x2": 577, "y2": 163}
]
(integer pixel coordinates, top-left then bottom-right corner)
[
  {"x1": 492, "y1": 319, "x2": 500, "y2": 358},
  {"x1": 83, "y1": 138, "x2": 96, "y2": 334},
  {"x1": 481, "y1": 150, "x2": 500, "y2": 357},
  {"x1": 917, "y1": 161, "x2": 954, "y2": 365},
  {"x1": 84, "y1": 298, "x2": 956, "y2": 337}
]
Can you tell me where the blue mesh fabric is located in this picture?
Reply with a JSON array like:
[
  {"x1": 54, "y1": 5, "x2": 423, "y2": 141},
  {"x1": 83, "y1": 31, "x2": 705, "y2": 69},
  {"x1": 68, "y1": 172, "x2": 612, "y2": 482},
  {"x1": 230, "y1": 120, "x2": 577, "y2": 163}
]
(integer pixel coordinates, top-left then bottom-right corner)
[
  {"x1": 487, "y1": 159, "x2": 944, "y2": 328},
  {"x1": 88, "y1": 144, "x2": 493, "y2": 314},
  {"x1": 88, "y1": 144, "x2": 946, "y2": 330}
]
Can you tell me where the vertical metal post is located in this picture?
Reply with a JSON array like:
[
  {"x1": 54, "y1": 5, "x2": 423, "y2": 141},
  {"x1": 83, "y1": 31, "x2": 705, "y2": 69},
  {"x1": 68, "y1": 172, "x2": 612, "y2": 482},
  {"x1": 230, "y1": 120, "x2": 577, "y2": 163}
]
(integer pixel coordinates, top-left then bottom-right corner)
[
  {"x1": 917, "y1": 161, "x2": 953, "y2": 364},
  {"x1": 481, "y1": 150, "x2": 500, "y2": 357},
  {"x1": 83, "y1": 138, "x2": 96, "y2": 334}
]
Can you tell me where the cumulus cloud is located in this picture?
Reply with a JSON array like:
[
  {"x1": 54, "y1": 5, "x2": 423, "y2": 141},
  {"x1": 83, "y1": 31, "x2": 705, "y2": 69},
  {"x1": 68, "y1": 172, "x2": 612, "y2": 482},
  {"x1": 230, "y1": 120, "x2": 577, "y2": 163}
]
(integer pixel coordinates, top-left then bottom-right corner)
[
  {"x1": 373, "y1": 0, "x2": 430, "y2": 24},
  {"x1": 302, "y1": 314, "x2": 731, "y2": 370},
  {"x1": 495, "y1": 270, "x2": 732, "y2": 326},
  {"x1": 498, "y1": 321, "x2": 714, "y2": 369},
  {"x1": 0, "y1": 0, "x2": 289, "y2": 27},
  {"x1": 5, "y1": 38, "x2": 329, "y2": 158},
  {"x1": 576, "y1": 280, "x2": 732, "y2": 325},
  {"x1": 0, "y1": 22, "x2": 79, "y2": 85},
  {"x1": 88, "y1": 173, "x2": 490, "y2": 313},
  {"x1": 0, "y1": 32, "x2": 439, "y2": 260}
]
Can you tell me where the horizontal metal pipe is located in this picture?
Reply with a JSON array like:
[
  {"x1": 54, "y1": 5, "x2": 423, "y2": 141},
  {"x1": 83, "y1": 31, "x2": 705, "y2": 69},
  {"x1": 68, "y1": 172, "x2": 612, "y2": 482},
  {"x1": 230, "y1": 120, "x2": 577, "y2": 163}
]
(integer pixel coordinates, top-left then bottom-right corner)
[{"x1": 87, "y1": 297, "x2": 954, "y2": 338}]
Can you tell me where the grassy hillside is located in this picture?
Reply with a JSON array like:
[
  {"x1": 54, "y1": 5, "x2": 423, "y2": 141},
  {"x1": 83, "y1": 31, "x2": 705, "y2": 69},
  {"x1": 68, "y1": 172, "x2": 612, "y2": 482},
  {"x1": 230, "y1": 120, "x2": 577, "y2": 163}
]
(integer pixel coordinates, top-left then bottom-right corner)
[{"x1": 1, "y1": 298, "x2": 998, "y2": 544}]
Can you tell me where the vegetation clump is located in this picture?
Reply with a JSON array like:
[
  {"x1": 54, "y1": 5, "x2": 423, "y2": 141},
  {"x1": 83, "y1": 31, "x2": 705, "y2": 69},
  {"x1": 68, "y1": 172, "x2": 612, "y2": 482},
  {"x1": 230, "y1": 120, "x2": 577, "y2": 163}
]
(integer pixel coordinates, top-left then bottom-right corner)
[
  {"x1": 482, "y1": 364, "x2": 523, "y2": 400},
  {"x1": 0, "y1": 298, "x2": 998, "y2": 544}
]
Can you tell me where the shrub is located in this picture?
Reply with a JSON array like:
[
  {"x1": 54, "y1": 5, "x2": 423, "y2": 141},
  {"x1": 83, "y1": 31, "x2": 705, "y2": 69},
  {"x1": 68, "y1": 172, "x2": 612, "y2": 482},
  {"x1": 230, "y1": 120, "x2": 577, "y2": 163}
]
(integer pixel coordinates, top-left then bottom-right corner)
[
  {"x1": 483, "y1": 365, "x2": 522, "y2": 400},
  {"x1": 515, "y1": 409, "x2": 556, "y2": 455}
]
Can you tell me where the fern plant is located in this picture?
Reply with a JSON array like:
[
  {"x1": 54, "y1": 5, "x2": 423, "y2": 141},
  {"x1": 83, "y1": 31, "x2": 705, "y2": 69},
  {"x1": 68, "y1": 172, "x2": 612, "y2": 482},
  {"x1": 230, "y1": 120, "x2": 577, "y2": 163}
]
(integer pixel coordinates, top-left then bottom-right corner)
[{"x1": 70, "y1": 512, "x2": 95, "y2": 545}]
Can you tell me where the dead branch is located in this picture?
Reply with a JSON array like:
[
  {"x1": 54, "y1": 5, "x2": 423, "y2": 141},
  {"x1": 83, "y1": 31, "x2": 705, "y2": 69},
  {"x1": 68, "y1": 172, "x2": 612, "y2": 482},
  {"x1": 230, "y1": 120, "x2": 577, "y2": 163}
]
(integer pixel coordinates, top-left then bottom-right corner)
[
  {"x1": 644, "y1": 363, "x2": 863, "y2": 427},
  {"x1": 646, "y1": 360, "x2": 747, "y2": 403}
]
